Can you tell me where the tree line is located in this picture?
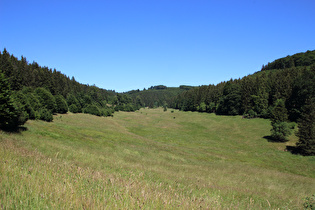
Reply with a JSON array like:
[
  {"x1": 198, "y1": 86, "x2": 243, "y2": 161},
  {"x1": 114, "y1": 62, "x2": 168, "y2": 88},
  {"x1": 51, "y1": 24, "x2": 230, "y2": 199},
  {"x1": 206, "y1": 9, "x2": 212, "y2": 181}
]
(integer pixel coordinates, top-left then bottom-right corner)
[
  {"x1": 168, "y1": 51, "x2": 314, "y2": 155},
  {"x1": 261, "y1": 50, "x2": 315, "y2": 71},
  {"x1": 169, "y1": 65, "x2": 314, "y2": 120},
  {"x1": 0, "y1": 48, "x2": 141, "y2": 130},
  {"x1": 1, "y1": 48, "x2": 313, "y2": 155},
  {"x1": 126, "y1": 85, "x2": 194, "y2": 108}
]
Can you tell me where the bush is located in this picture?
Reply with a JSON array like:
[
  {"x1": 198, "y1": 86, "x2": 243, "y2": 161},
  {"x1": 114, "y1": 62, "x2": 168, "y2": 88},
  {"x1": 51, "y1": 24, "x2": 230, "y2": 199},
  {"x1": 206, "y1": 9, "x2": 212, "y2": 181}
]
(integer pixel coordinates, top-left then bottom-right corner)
[
  {"x1": 39, "y1": 108, "x2": 53, "y2": 122},
  {"x1": 12, "y1": 91, "x2": 38, "y2": 120},
  {"x1": 259, "y1": 108, "x2": 271, "y2": 119},
  {"x1": 197, "y1": 102, "x2": 206, "y2": 112},
  {"x1": 243, "y1": 109, "x2": 257, "y2": 119},
  {"x1": 35, "y1": 87, "x2": 56, "y2": 112},
  {"x1": 66, "y1": 94, "x2": 81, "y2": 112},
  {"x1": 288, "y1": 122, "x2": 296, "y2": 129},
  {"x1": 101, "y1": 108, "x2": 114, "y2": 117},
  {"x1": 55, "y1": 95, "x2": 68, "y2": 114},
  {"x1": 83, "y1": 105, "x2": 101, "y2": 116},
  {"x1": 248, "y1": 109, "x2": 257, "y2": 118},
  {"x1": 69, "y1": 104, "x2": 79, "y2": 113},
  {"x1": 124, "y1": 104, "x2": 135, "y2": 112},
  {"x1": 26, "y1": 92, "x2": 41, "y2": 111},
  {"x1": 270, "y1": 122, "x2": 292, "y2": 142}
]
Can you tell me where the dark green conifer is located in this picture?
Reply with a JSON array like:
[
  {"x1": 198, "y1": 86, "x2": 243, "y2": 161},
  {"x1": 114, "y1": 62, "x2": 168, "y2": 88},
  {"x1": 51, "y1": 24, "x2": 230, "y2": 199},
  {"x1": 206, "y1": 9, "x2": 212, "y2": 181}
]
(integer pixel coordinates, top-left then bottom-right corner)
[
  {"x1": 35, "y1": 87, "x2": 57, "y2": 112},
  {"x1": 296, "y1": 98, "x2": 315, "y2": 155},
  {"x1": 0, "y1": 70, "x2": 26, "y2": 129},
  {"x1": 55, "y1": 95, "x2": 68, "y2": 114},
  {"x1": 270, "y1": 99, "x2": 291, "y2": 141}
]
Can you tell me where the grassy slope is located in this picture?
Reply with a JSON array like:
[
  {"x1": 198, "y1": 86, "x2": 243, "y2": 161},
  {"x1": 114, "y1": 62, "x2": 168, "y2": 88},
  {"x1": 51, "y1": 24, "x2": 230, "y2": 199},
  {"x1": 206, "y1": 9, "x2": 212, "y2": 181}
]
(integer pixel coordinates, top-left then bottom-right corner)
[{"x1": 1, "y1": 108, "x2": 314, "y2": 209}]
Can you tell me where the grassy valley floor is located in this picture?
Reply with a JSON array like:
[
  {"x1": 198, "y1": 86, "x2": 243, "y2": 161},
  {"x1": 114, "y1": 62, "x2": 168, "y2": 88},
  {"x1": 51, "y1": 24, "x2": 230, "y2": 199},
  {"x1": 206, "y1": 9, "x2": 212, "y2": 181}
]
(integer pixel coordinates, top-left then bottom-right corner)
[{"x1": 1, "y1": 108, "x2": 314, "y2": 209}]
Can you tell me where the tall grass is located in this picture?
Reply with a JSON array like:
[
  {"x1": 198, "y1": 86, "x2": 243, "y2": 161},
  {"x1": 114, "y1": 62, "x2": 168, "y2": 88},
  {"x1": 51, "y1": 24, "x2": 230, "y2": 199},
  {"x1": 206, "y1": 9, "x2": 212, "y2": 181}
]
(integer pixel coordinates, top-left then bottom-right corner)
[{"x1": 1, "y1": 108, "x2": 314, "y2": 209}]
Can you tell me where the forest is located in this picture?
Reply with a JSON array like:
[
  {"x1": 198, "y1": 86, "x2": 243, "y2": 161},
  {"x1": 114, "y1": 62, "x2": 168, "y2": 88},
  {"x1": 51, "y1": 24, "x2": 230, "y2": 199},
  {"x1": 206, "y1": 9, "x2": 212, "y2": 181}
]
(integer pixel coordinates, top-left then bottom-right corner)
[
  {"x1": 0, "y1": 48, "x2": 143, "y2": 126},
  {"x1": 0, "y1": 48, "x2": 314, "y2": 155}
]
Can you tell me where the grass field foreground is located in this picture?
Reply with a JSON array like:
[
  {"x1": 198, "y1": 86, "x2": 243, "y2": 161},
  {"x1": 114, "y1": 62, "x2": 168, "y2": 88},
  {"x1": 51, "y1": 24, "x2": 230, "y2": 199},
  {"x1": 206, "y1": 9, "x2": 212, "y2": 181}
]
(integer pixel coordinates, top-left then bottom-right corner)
[{"x1": 1, "y1": 108, "x2": 314, "y2": 209}]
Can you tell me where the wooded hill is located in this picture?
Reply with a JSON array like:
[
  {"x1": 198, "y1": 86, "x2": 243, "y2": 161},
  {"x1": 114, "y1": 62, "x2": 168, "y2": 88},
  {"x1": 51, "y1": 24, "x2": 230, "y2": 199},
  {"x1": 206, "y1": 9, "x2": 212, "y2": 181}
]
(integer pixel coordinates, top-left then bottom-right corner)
[
  {"x1": 0, "y1": 49, "x2": 314, "y2": 155},
  {"x1": 125, "y1": 50, "x2": 315, "y2": 155},
  {"x1": 0, "y1": 48, "x2": 142, "y2": 128},
  {"x1": 261, "y1": 50, "x2": 315, "y2": 71},
  {"x1": 169, "y1": 50, "x2": 315, "y2": 120},
  {"x1": 126, "y1": 85, "x2": 194, "y2": 108}
]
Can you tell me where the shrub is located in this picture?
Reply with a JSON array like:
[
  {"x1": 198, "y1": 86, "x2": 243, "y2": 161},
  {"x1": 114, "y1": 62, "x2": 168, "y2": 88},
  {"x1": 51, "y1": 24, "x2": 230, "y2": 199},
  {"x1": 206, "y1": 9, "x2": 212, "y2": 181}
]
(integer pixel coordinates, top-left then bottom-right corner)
[
  {"x1": 35, "y1": 87, "x2": 56, "y2": 112},
  {"x1": 198, "y1": 102, "x2": 206, "y2": 112},
  {"x1": 69, "y1": 104, "x2": 79, "y2": 113},
  {"x1": 101, "y1": 108, "x2": 114, "y2": 117},
  {"x1": 124, "y1": 104, "x2": 135, "y2": 112},
  {"x1": 66, "y1": 94, "x2": 81, "y2": 112},
  {"x1": 39, "y1": 108, "x2": 53, "y2": 122},
  {"x1": 12, "y1": 91, "x2": 39, "y2": 120},
  {"x1": 83, "y1": 105, "x2": 101, "y2": 116},
  {"x1": 26, "y1": 92, "x2": 41, "y2": 111},
  {"x1": 288, "y1": 122, "x2": 296, "y2": 129},
  {"x1": 55, "y1": 95, "x2": 68, "y2": 114},
  {"x1": 244, "y1": 109, "x2": 257, "y2": 119},
  {"x1": 270, "y1": 122, "x2": 292, "y2": 142}
]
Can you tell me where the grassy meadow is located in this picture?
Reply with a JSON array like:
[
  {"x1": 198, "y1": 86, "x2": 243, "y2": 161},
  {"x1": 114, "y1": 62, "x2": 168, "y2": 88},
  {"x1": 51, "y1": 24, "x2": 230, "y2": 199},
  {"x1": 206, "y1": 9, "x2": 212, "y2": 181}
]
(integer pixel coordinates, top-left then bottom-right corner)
[{"x1": 1, "y1": 108, "x2": 314, "y2": 209}]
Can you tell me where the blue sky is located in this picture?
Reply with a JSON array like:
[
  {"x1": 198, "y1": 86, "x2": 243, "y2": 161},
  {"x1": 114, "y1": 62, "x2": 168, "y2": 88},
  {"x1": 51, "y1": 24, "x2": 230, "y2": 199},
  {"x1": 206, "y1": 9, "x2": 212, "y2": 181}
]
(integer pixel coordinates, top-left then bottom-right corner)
[{"x1": 1, "y1": 0, "x2": 314, "y2": 92}]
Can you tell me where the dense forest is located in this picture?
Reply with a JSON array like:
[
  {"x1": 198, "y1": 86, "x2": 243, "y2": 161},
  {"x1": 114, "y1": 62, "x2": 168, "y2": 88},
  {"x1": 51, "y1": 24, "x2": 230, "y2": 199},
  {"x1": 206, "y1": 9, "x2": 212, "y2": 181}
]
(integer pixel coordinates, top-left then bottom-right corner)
[
  {"x1": 168, "y1": 51, "x2": 315, "y2": 120},
  {"x1": 261, "y1": 50, "x2": 315, "y2": 70},
  {"x1": 0, "y1": 48, "x2": 142, "y2": 128},
  {"x1": 167, "y1": 50, "x2": 315, "y2": 155},
  {"x1": 0, "y1": 49, "x2": 314, "y2": 155},
  {"x1": 126, "y1": 85, "x2": 194, "y2": 108}
]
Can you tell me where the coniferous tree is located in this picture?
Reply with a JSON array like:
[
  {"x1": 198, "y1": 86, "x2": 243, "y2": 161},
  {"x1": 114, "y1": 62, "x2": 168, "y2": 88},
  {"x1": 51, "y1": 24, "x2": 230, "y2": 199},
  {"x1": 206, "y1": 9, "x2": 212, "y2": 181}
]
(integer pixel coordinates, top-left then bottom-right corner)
[
  {"x1": 69, "y1": 104, "x2": 79, "y2": 113},
  {"x1": 35, "y1": 87, "x2": 57, "y2": 113},
  {"x1": 240, "y1": 76, "x2": 255, "y2": 114},
  {"x1": 296, "y1": 98, "x2": 315, "y2": 155},
  {"x1": 66, "y1": 94, "x2": 81, "y2": 112},
  {"x1": 38, "y1": 108, "x2": 53, "y2": 122},
  {"x1": 55, "y1": 95, "x2": 68, "y2": 114},
  {"x1": 287, "y1": 66, "x2": 315, "y2": 121},
  {"x1": 12, "y1": 91, "x2": 34, "y2": 120},
  {"x1": 270, "y1": 99, "x2": 291, "y2": 141},
  {"x1": 83, "y1": 104, "x2": 101, "y2": 116},
  {"x1": 217, "y1": 81, "x2": 241, "y2": 115},
  {"x1": 0, "y1": 70, "x2": 26, "y2": 129}
]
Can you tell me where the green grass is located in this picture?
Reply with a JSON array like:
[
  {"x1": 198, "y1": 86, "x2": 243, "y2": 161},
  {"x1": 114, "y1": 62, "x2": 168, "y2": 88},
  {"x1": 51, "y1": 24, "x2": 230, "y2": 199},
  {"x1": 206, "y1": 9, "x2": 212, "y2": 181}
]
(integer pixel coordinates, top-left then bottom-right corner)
[{"x1": 1, "y1": 108, "x2": 314, "y2": 209}]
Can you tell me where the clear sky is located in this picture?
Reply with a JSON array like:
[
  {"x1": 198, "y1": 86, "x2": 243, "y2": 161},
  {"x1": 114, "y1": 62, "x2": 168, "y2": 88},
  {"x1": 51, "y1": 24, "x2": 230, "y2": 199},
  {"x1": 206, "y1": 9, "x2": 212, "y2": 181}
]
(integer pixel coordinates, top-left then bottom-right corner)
[{"x1": 1, "y1": 0, "x2": 314, "y2": 92}]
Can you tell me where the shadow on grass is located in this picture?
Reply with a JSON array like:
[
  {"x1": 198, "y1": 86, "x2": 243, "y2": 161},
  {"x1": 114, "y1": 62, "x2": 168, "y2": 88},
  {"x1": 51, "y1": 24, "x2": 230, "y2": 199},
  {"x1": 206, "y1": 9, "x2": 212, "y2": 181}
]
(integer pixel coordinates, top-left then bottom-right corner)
[
  {"x1": 263, "y1": 136, "x2": 307, "y2": 155},
  {"x1": 286, "y1": 146, "x2": 304, "y2": 155},
  {"x1": 263, "y1": 135, "x2": 289, "y2": 143},
  {"x1": 1, "y1": 126, "x2": 28, "y2": 133}
]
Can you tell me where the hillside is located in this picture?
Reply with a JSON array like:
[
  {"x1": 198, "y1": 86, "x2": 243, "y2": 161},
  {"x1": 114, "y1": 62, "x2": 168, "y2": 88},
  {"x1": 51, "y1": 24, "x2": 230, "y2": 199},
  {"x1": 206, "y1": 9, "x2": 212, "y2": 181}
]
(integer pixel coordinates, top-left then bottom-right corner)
[
  {"x1": 1, "y1": 48, "x2": 315, "y2": 208},
  {"x1": 1, "y1": 109, "x2": 314, "y2": 208},
  {"x1": 126, "y1": 85, "x2": 194, "y2": 108},
  {"x1": 261, "y1": 50, "x2": 315, "y2": 71},
  {"x1": 1, "y1": 49, "x2": 314, "y2": 154},
  {"x1": 169, "y1": 50, "x2": 315, "y2": 122},
  {"x1": 0, "y1": 48, "x2": 141, "y2": 129}
]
